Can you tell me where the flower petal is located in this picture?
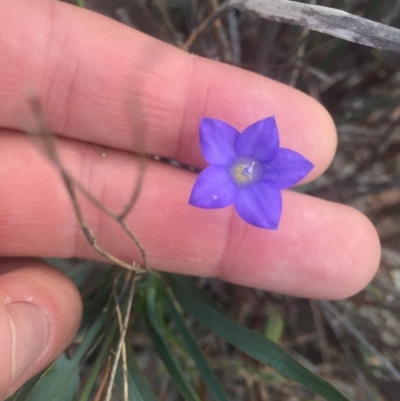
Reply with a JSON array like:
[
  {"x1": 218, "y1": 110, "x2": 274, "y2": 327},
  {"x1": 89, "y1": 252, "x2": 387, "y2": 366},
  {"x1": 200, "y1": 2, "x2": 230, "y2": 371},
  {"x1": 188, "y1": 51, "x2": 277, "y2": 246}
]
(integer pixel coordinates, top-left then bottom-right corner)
[
  {"x1": 189, "y1": 165, "x2": 238, "y2": 209},
  {"x1": 261, "y1": 148, "x2": 314, "y2": 189},
  {"x1": 200, "y1": 118, "x2": 239, "y2": 166},
  {"x1": 234, "y1": 180, "x2": 282, "y2": 229},
  {"x1": 235, "y1": 116, "x2": 279, "y2": 163}
]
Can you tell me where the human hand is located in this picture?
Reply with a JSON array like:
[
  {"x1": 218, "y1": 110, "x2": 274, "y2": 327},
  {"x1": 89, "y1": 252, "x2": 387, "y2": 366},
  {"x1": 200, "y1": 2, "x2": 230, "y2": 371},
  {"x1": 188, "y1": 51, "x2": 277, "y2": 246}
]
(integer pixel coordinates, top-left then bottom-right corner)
[{"x1": 0, "y1": 0, "x2": 380, "y2": 398}]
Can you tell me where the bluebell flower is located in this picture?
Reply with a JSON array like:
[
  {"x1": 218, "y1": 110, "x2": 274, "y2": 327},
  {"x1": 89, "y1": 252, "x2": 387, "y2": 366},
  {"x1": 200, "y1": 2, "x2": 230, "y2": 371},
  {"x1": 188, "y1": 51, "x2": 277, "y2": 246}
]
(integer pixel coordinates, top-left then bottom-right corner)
[{"x1": 188, "y1": 117, "x2": 314, "y2": 230}]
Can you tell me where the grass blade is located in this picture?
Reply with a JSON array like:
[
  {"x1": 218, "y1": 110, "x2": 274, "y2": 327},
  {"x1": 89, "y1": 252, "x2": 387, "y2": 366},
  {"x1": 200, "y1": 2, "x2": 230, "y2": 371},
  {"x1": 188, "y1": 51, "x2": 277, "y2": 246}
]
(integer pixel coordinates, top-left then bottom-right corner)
[
  {"x1": 114, "y1": 362, "x2": 145, "y2": 401},
  {"x1": 126, "y1": 344, "x2": 159, "y2": 401},
  {"x1": 145, "y1": 288, "x2": 202, "y2": 401},
  {"x1": 7, "y1": 376, "x2": 42, "y2": 401},
  {"x1": 25, "y1": 355, "x2": 79, "y2": 401},
  {"x1": 21, "y1": 309, "x2": 110, "y2": 401},
  {"x1": 114, "y1": 343, "x2": 160, "y2": 401},
  {"x1": 166, "y1": 274, "x2": 351, "y2": 401},
  {"x1": 160, "y1": 285, "x2": 230, "y2": 401},
  {"x1": 78, "y1": 320, "x2": 119, "y2": 401}
]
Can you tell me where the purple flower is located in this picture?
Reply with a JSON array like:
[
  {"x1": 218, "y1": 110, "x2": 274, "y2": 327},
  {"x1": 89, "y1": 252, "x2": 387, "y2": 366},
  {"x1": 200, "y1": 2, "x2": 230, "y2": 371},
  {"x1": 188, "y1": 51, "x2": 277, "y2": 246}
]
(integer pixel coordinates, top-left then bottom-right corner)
[{"x1": 188, "y1": 117, "x2": 314, "y2": 230}]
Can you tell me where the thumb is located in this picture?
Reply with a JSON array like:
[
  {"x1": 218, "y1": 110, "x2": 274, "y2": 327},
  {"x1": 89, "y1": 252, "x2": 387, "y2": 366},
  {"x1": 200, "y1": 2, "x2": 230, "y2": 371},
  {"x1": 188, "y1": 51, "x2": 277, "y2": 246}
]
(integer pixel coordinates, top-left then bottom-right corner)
[{"x1": 0, "y1": 259, "x2": 82, "y2": 399}]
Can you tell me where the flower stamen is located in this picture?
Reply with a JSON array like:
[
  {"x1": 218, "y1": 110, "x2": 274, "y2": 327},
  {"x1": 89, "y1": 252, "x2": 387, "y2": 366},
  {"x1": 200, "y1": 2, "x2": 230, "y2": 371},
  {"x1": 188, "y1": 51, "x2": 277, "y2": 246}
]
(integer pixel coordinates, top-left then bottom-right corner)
[{"x1": 233, "y1": 161, "x2": 258, "y2": 183}]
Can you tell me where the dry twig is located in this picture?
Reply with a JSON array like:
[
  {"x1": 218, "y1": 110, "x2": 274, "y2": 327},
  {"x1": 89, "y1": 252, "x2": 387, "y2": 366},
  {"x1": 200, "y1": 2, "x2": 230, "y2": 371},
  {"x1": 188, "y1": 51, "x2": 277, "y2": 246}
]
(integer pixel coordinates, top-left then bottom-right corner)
[
  {"x1": 230, "y1": 0, "x2": 400, "y2": 53},
  {"x1": 21, "y1": 90, "x2": 148, "y2": 273},
  {"x1": 105, "y1": 271, "x2": 138, "y2": 401},
  {"x1": 19, "y1": 89, "x2": 149, "y2": 398},
  {"x1": 183, "y1": 2, "x2": 229, "y2": 51},
  {"x1": 184, "y1": 0, "x2": 400, "y2": 53}
]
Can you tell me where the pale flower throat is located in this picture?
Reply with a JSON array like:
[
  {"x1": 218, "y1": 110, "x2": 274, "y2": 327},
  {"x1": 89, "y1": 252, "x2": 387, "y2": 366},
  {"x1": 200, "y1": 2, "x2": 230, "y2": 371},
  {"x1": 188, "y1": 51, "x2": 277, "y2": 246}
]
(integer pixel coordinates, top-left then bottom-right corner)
[{"x1": 231, "y1": 157, "x2": 262, "y2": 185}]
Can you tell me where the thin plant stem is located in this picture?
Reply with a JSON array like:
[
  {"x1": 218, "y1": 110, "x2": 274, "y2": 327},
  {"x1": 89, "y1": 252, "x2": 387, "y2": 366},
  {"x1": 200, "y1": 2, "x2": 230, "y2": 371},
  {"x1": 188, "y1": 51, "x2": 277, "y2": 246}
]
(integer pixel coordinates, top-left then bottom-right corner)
[
  {"x1": 21, "y1": 89, "x2": 148, "y2": 273},
  {"x1": 104, "y1": 272, "x2": 137, "y2": 401}
]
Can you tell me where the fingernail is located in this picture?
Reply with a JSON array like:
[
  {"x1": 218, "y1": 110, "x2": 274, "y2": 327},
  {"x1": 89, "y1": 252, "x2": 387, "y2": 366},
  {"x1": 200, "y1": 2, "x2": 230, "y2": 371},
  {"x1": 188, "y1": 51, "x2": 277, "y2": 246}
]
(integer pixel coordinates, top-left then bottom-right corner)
[{"x1": 6, "y1": 302, "x2": 50, "y2": 384}]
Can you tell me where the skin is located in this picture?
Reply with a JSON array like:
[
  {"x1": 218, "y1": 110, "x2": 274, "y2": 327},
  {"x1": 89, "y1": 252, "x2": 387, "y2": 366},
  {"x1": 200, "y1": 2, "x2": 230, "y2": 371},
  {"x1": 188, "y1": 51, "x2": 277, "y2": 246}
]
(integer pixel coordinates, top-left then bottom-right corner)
[{"x1": 0, "y1": 0, "x2": 381, "y2": 398}]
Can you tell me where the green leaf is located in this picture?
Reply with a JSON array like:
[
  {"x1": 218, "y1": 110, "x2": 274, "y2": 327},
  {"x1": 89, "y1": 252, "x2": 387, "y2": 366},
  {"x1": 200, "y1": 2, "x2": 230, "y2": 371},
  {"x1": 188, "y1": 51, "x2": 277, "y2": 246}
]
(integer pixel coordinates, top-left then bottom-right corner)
[
  {"x1": 126, "y1": 344, "x2": 159, "y2": 400},
  {"x1": 7, "y1": 376, "x2": 41, "y2": 401},
  {"x1": 145, "y1": 288, "x2": 202, "y2": 401},
  {"x1": 78, "y1": 319, "x2": 119, "y2": 401},
  {"x1": 115, "y1": 362, "x2": 146, "y2": 401},
  {"x1": 79, "y1": 279, "x2": 113, "y2": 329},
  {"x1": 166, "y1": 274, "x2": 351, "y2": 401},
  {"x1": 20, "y1": 309, "x2": 110, "y2": 401},
  {"x1": 264, "y1": 305, "x2": 284, "y2": 343},
  {"x1": 44, "y1": 259, "x2": 96, "y2": 288},
  {"x1": 160, "y1": 285, "x2": 230, "y2": 401},
  {"x1": 114, "y1": 344, "x2": 159, "y2": 401},
  {"x1": 24, "y1": 355, "x2": 79, "y2": 401}
]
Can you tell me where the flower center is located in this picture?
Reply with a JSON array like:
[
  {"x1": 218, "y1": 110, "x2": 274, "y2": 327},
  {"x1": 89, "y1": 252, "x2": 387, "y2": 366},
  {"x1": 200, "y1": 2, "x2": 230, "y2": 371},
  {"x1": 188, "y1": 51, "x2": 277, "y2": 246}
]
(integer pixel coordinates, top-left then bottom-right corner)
[{"x1": 231, "y1": 158, "x2": 260, "y2": 185}]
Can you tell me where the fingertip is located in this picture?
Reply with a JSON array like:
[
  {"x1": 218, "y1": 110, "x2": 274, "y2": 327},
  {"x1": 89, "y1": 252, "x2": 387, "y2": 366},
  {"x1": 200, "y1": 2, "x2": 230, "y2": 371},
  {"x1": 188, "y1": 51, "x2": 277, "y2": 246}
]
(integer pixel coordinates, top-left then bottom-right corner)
[
  {"x1": 211, "y1": 192, "x2": 381, "y2": 300},
  {"x1": 285, "y1": 197, "x2": 381, "y2": 300},
  {"x1": 326, "y1": 208, "x2": 381, "y2": 300},
  {"x1": 0, "y1": 259, "x2": 82, "y2": 398}
]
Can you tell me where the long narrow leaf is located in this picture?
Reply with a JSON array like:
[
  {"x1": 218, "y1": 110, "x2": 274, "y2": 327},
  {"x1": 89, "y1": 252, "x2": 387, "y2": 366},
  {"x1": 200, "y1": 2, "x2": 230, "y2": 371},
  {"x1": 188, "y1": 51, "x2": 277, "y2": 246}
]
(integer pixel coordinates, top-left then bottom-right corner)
[
  {"x1": 125, "y1": 344, "x2": 159, "y2": 401},
  {"x1": 78, "y1": 320, "x2": 119, "y2": 401},
  {"x1": 145, "y1": 289, "x2": 202, "y2": 401},
  {"x1": 114, "y1": 344, "x2": 160, "y2": 401},
  {"x1": 22, "y1": 310, "x2": 110, "y2": 401},
  {"x1": 26, "y1": 355, "x2": 79, "y2": 401},
  {"x1": 166, "y1": 275, "x2": 351, "y2": 401},
  {"x1": 7, "y1": 376, "x2": 43, "y2": 401},
  {"x1": 114, "y1": 361, "x2": 146, "y2": 401},
  {"x1": 160, "y1": 285, "x2": 230, "y2": 401}
]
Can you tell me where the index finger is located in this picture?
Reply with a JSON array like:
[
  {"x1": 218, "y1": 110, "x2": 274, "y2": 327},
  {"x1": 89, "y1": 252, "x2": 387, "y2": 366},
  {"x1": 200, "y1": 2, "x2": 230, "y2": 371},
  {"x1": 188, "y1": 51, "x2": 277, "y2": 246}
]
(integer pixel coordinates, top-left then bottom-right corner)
[{"x1": 0, "y1": 0, "x2": 336, "y2": 180}]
